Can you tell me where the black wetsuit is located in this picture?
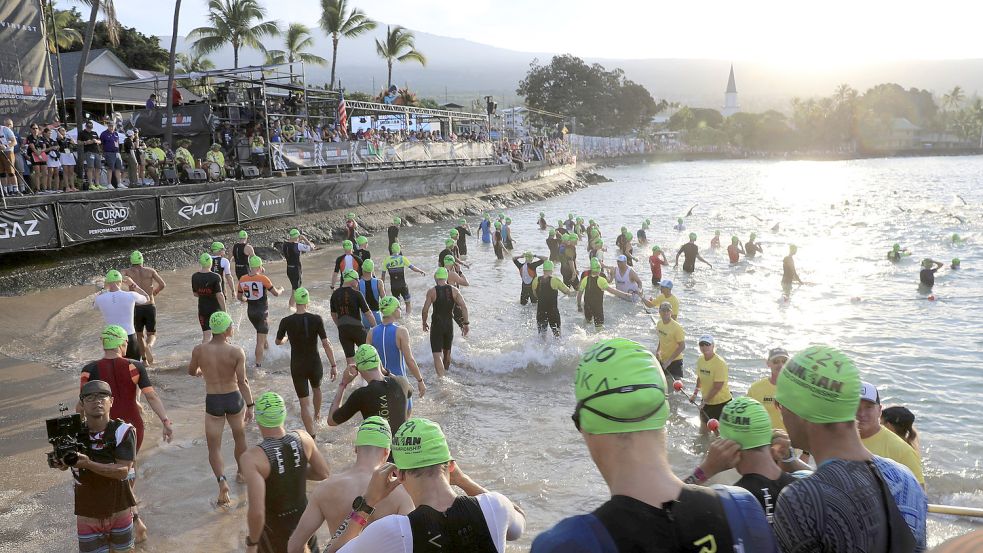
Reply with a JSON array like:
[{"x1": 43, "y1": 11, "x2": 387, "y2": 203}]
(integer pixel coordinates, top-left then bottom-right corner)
[
  {"x1": 232, "y1": 243, "x2": 249, "y2": 280},
  {"x1": 734, "y1": 472, "x2": 796, "y2": 525},
  {"x1": 679, "y1": 242, "x2": 699, "y2": 272},
  {"x1": 493, "y1": 230, "x2": 504, "y2": 260},
  {"x1": 282, "y1": 242, "x2": 304, "y2": 290},
  {"x1": 192, "y1": 271, "x2": 223, "y2": 331},
  {"x1": 919, "y1": 267, "x2": 938, "y2": 287},
  {"x1": 582, "y1": 273, "x2": 605, "y2": 327},
  {"x1": 546, "y1": 237, "x2": 560, "y2": 261},
  {"x1": 331, "y1": 376, "x2": 408, "y2": 433},
  {"x1": 388, "y1": 225, "x2": 400, "y2": 250},
  {"x1": 455, "y1": 225, "x2": 471, "y2": 255},
  {"x1": 276, "y1": 313, "x2": 327, "y2": 398},
  {"x1": 535, "y1": 276, "x2": 563, "y2": 337},
  {"x1": 746, "y1": 240, "x2": 762, "y2": 258},
  {"x1": 636, "y1": 228, "x2": 647, "y2": 242},
  {"x1": 330, "y1": 286, "x2": 370, "y2": 358},
  {"x1": 257, "y1": 432, "x2": 316, "y2": 553},
  {"x1": 408, "y1": 496, "x2": 497, "y2": 553},
  {"x1": 429, "y1": 284, "x2": 456, "y2": 353}
]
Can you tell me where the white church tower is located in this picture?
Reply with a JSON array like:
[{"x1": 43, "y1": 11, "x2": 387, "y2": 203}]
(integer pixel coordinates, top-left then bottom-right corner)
[{"x1": 722, "y1": 64, "x2": 740, "y2": 117}]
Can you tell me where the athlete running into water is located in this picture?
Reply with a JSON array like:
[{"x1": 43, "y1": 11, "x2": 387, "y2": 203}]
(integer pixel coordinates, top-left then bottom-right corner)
[
  {"x1": 358, "y1": 259, "x2": 386, "y2": 328},
  {"x1": 232, "y1": 230, "x2": 254, "y2": 280},
  {"x1": 531, "y1": 260, "x2": 575, "y2": 337},
  {"x1": 537, "y1": 211, "x2": 548, "y2": 230},
  {"x1": 546, "y1": 229, "x2": 561, "y2": 261},
  {"x1": 514, "y1": 251, "x2": 547, "y2": 305},
  {"x1": 237, "y1": 256, "x2": 283, "y2": 367},
  {"x1": 493, "y1": 222, "x2": 505, "y2": 260},
  {"x1": 612, "y1": 255, "x2": 644, "y2": 300},
  {"x1": 919, "y1": 258, "x2": 944, "y2": 288},
  {"x1": 367, "y1": 296, "x2": 427, "y2": 402},
  {"x1": 331, "y1": 270, "x2": 376, "y2": 366},
  {"x1": 710, "y1": 230, "x2": 721, "y2": 249},
  {"x1": 454, "y1": 218, "x2": 471, "y2": 256},
  {"x1": 275, "y1": 288, "x2": 338, "y2": 437},
  {"x1": 727, "y1": 236, "x2": 746, "y2": 264},
  {"x1": 387, "y1": 217, "x2": 401, "y2": 251},
  {"x1": 421, "y1": 268, "x2": 470, "y2": 377},
  {"x1": 344, "y1": 212, "x2": 359, "y2": 242},
  {"x1": 478, "y1": 214, "x2": 492, "y2": 244},
  {"x1": 354, "y1": 236, "x2": 370, "y2": 264},
  {"x1": 745, "y1": 233, "x2": 763, "y2": 258},
  {"x1": 94, "y1": 270, "x2": 150, "y2": 361},
  {"x1": 781, "y1": 244, "x2": 803, "y2": 294},
  {"x1": 381, "y1": 243, "x2": 426, "y2": 313},
  {"x1": 577, "y1": 258, "x2": 633, "y2": 329},
  {"x1": 331, "y1": 241, "x2": 362, "y2": 289},
  {"x1": 210, "y1": 241, "x2": 237, "y2": 295},
  {"x1": 188, "y1": 311, "x2": 255, "y2": 505},
  {"x1": 123, "y1": 250, "x2": 166, "y2": 365},
  {"x1": 675, "y1": 233, "x2": 713, "y2": 273},
  {"x1": 648, "y1": 245, "x2": 668, "y2": 286},
  {"x1": 282, "y1": 228, "x2": 315, "y2": 308},
  {"x1": 637, "y1": 219, "x2": 650, "y2": 244},
  {"x1": 192, "y1": 253, "x2": 227, "y2": 343}
]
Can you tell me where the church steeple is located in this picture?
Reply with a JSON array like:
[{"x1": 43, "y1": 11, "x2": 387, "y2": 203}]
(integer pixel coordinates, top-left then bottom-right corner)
[
  {"x1": 726, "y1": 65, "x2": 737, "y2": 94},
  {"x1": 722, "y1": 64, "x2": 740, "y2": 117}
]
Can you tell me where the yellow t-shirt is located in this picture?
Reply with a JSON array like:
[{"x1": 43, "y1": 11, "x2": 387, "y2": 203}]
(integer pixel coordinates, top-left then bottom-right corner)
[
  {"x1": 656, "y1": 319, "x2": 685, "y2": 362},
  {"x1": 654, "y1": 293, "x2": 679, "y2": 317},
  {"x1": 696, "y1": 353, "x2": 732, "y2": 405},
  {"x1": 862, "y1": 426, "x2": 925, "y2": 485},
  {"x1": 747, "y1": 377, "x2": 785, "y2": 431}
]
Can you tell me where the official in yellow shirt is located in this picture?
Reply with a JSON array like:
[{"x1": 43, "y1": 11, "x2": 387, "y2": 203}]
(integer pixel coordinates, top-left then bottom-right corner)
[
  {"x1": 747, "y1": 347, "x2": 789, "y2": 431},
  {"x1": 643, "y1": 279, "x2": 680, "y2": 319},
  {"x1": 655, "y1": 301, "x2": 685, "y2": 380},
  {"x1": 690, "y1": 334, "x2": 732, "y2": 434},
  {"x1": 857, "y1": 381, "x2": 925, "y2": 487}
]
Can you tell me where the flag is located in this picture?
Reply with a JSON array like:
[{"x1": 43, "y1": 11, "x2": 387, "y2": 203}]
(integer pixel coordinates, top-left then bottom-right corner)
[{"x1": 337, "y1": 90, "x2": 349, "y2": 139}]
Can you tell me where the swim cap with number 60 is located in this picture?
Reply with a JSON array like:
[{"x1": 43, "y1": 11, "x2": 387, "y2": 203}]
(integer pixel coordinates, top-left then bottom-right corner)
[
  {"x1": 774, "y1": 345, "x2": 860, "y2": 424},
  {"x1": 574, "y1": 338, "x2": 668, "y2": 435}
]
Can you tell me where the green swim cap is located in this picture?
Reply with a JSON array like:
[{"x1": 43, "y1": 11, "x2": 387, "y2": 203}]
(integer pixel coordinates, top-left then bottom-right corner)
[
  {"x1": 294, "y1": 287, "x2": 310, "y2": 305},
  {"x1": 445, "y1": 238, "x2": 455, "y2": 247},
  {"x1": 573, "y1": 338, "x2": 668, "y2": 435},
  {"x1": 289, "y1": 228, "x2": 300, "y2": 238},
  {"x1": 239, "y1": 230, "x2": 248, "y2": 239},
  {"x1": 443, "y1": 254, "x2": 455, "y2": 267},
  {"x1": 557, "y1": 219, "x2": 564, "y2": 227},
  {"x1": 355, "y1": 416, "x2": 392, "y2": 449},
  {"x1": 354, "y1": 343, "x2": 381, "y2": 371},
  {"x1": 392, "y1": 418, "x2": 453, "y2": 470},
  {"x1": 645, "y1": 218, "x2": 651, "y2": 225},
  {"x1": 568, "y1": 213, "x2": 573, "y2": 218},
  {"x1": 719, "y1": 397, "x2": 774, "y2": 450},
  {"x1": 678, "y1": 217, "x2": 683, "y2": 223},
  {"x1": 255, "y1": 392, "x2": 286, "y2": 428},
  {"x1": 524, "y1": 251, "x2": 533, "y2": 259},
  {"x1": 921, "y1": 258, "x2": 932, "y2": 268},
  {"x1": 356, "y1": 236, "x2": 368, "y2": 246},
  {"x1": 590, "y1": 258, "x2": 601, "y2": 272},
  {"x1": 209, "y1": 311, "x2": 233, "y2": 334},
  {"x1": 342, "y1": 269, "x2": 359, "y2": 282},
  {"x1": 892, "y1": 243, "x2": 900, "y2": 251},
  {"x1": 750, "y1": 233, "x2": 757, "y2": 240},
  {"x1": 105, "y1": 269, "x2": 123, "y2": 283},
  {"x1": 362, "y1": 259, "x2": 375, "y2": 274},
  {"x1": 130, "y1": 250, "x2": 143, "y2": 265},
  {"x1": 101, "y1": 325, "x2": 128, "y2": 350},
  {"x1": 593, "y1": 239, "x2": 603, "y2": 247},
  {"x1": 394, "y1": 217, "x2": 401, "y2": 224},
  {"x1": 577, "y1": 217, "x2": 583, "y2": 223},
  {"x1": 621, "y1": 226, "x2": 627, "y2": 232},
  {"x1": 379, "y1": 295, "x2": 400, "y2": 316},
  {"x1": 347, "y1": 212, "x2": 355, "y2": 219},
  {"x1": 590, "y1": 229, "x2": 600, "y2": 238},
  {"x1": 199, "y1": 252, "x2": 213, "y2": 267},
  {"x1": 789, "y1": 244, "x2": 798, "y2": 254},
  {"x1": 652, "y1": 245, "x2": 661, "y2": 252},
  {"x1": 342, "y1": 240, "x2": 353, "y2": 250},
  {"x1": 774, "y1": 345, "x2": 860, "y2": 424},
  {"x1": 459, "y1": 218, "x2": 466, "y2": 225},
  {"x1": 435, "y1": 267, "x2": 449, "y2": 280},
  {"x1": 623, "y1": 230, "x2": 631, "y2": 239},
  {"x1": 211, "y1": 241, "x2": 225, "y2": 252},
  {"x1": 549, "y1": 229, "x2": 556, "y2": 237},
  {"x1": 689, "y1": 232, "x2": 697, "y2": 241},
  {"x1": 494, "y1": 221, "x2": 502, "y2": 228},
  {"x1": 539, "y1": 212, "x2": 545, "y2": 217},
  {"x1": 450, "y1": 228, "x2": 459, "y2": 237},
  {"x1": 953, "y1": 233, "x2": 961, "y2": 242},
  {"x1": 715, "y1": 230, "x2": 721, "y2": 236},
  {"x1": 953, "y1": 258, "x2": 961, "y2": 265},
  {"x1": 248, "y1": 255, "x2": 263, "y2": 268},
  {"x1": 506, "y1": 217, "x2": 512, "y2": 223},
  {"x1": 391, "y1": 243, "x2": 401, "y2": 254},
  {"x1": 732, "y1": 236, "x2": 739, "y2": 244},
  {"x1": 543, "y1": 260, "x2": 555, "y2": 271}
]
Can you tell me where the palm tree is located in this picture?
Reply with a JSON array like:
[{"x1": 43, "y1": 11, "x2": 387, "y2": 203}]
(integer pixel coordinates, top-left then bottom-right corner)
[
  {"x1": 375, "y1": 25, "x2": 426, "y2": 90},
  {"x1": 176, "y1": 53, "x2": 216, "y2": 95},
  {"x1": 266, "y1": 23, "x2": 327, "y2": 77},
  {"x1": 164, "y1": 0, "x2": 181, "y2": 148},
  {"x1": 45, "y1": 6, "x2": 83, "y2": 52},
  {"x1": 73, "y1": 0, "x2": 118, "y2": 160},
  {"x1": 942, "y1": 86, "x2": 965, "y2": 111},
  {"x1": 188, "y1": 0, "x2": 280, "y2": 69},
  {"x1": 319, "y1": 0, "x2": 376, "y2": 90}
]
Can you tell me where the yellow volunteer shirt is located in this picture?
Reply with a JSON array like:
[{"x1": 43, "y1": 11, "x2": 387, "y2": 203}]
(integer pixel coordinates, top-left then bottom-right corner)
[
  {"x1": 748, "y1": 377, "x2": 785, "y2": 431},
  {"x1": 654, "y1": 293, "x2": 679, "y2": 317},
  {"x1": 863, "y1": 426, "x2": 925, "y2": 485},
  {"x1": 696, "y1": 353, "x2": 732, "y2": 405},
  {"x1": 656, "y1": 319, "x2": 685, "y2": 362}
]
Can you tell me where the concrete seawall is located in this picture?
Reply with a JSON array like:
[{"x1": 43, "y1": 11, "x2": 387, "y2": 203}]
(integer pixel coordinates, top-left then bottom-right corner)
[{"x1": 0, "y1": 161, "x2": 590, "y2": 294}]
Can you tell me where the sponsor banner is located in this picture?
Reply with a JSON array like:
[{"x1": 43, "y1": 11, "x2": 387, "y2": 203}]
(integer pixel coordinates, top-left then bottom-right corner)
[
  {"x1": 159, "y1": 188, "x2": 237, "y2": 234},
  {"x1": 0, "y1": 0, "x2": 56, "y2": 128},
  {"x1": 0, "y1": 204, "x2": 59, "y2": 253},
  {"x1": 270, "y1": 141, "x2": 493, "y2": 169},
  {"x1": 236, "y1": 183, "x2": 295, "y2": 222},
  {"x1": 270, "y1": 142, "x2": 351, "y2": 171},
  {"x1": 58, "y1": 197, "x2": 160, "y2": 245},
  {"x1": 130, "y1": 104, "x2": 214, "y2": 137}
]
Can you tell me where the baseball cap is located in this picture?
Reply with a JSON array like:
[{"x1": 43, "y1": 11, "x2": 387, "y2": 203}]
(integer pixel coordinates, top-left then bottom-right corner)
[
  {"x1": 573, "y1": 338, "x2": 668, "y2": 434},
  {"x1": 767, "y1": 347, "x2": 789, "y2": 363},
  {"x1": 860, "y1": 381, "x2": 880, "y2": 404},
  {"x1": 355, "y1": 416, "x2": 392, "y2": 448},
  {"x1": 435, "y1": 267, "x2": 449, "y2": 280},
  {"x1": 392, "y1": 418, "x2": 453, "y2": 470},
  {"x1": 719, "y1": 397, "x2": 773, "y2": 450},
  {"x1": 294, "y1": 287, "x2": 310, "y2": 305},
  {"x1": 80, "y1": 379, "x2": 112, "y2": 398},
  {"x1": 774, "y1": 345, "x2": 861, "y2": 424},
  {"x1": 354, "y1": 344, "x2": 380, "y2": 371},
  {"x1": 130, "y1": 250, "x2": 143, "y2": 265},
  {"x1": 659, "y1": 279, "x2": 673, "y2": 289},
  {"x1": 616, "y1": 255, "x2": 628, "y2": 263},
  {"x1": 101, "y1": 325, "x2": 128, "y2": 350},
  {"x1": 105, "y1": 269, "x2": 123, "y2": 283},
  {"x1": 379, "y1": 295, "x2": 400, "y2": 316},
  {"x1": 255, "y1": 392, "x2": 286, "y2": 428},
  {"x1": 698, "y1": 335, "x2": 714, "y2": 346},
  {"x1": 209, "y1": 311, "x2": 233, "y2": 334},
  {"x1": 342, "y1": 269, "x2": 359, "y2": 282}
]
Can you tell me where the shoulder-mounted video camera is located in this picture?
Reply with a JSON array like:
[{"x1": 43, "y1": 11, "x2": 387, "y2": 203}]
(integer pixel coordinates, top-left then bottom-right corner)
[{"x1": 46, "y1": 404, "x2": 85, "y2": 468}]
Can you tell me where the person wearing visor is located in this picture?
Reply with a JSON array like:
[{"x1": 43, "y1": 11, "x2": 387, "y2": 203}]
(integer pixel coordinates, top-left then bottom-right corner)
[{"x1": 690, "y1": 334, "x2": 733, "y2": 435}]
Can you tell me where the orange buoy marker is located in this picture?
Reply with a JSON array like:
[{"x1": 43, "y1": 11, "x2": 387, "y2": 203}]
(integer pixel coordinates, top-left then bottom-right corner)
[
  {"x1": 707, "y1": 419, "x2": 720, "y2": 432},
  {"x1": 673, "y1": 380, "x2": 684, "y2": 392}
]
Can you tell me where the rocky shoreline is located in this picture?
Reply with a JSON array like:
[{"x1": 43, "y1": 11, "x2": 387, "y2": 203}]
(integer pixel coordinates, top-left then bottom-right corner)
[{"x1": 0, "y1": 164, "x2": 606, "y2": 295}]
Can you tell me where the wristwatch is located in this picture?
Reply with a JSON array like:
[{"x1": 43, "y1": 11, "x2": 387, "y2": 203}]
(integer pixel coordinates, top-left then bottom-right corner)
[{"x1": 352, "y1": 496, "x2": 375, "y2": 515}]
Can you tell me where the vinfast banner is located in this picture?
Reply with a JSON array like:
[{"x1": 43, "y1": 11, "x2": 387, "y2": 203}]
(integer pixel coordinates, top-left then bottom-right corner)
[
  {"x1": 0, "y1": 0, "x2": 56, "y2": 129},
  {"x1": 0, "y1": 204, "x2": 60, "y2": 253},
  {"x1": 58, "y1": 197, "x2": 160, "y2": 245},
  {"x1": 159, "y1": 188, "x2": 237, "y2": 234},
  {"x1": 235, "y1": 183, "x2": 295, "y2": 222}
]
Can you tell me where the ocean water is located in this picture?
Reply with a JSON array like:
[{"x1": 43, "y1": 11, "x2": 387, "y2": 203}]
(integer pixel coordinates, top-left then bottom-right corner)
[{"x1": 4, "y1": 156, "x2": 982, "y2": 550}]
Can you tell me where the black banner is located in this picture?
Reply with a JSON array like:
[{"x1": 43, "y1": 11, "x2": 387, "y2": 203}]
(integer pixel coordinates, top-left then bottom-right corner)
[
  {"x1": 0, "y1": 0, "x2": 56, "y2": 129},
  {"x1": 58, "y1": 197, "x2": 160, "y2": 245},
  {"x1": 131, "y1": 104, "x2": 215, "y2": 137},
  {"x1": 159, "y1": 188, "x2": 237, "y2": 234},
  {"x1": 236, "y1": 183, "x2": 295, "y2": 222},
  {"x1": 0, "y1": 203, "x2": 59, "y2": 253}
]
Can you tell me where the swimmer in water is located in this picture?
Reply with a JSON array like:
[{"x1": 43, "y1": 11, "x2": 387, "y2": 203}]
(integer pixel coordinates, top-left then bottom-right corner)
[
  {"x1": 781, "y1": 245, "x2": 803, "y2": 294},
  {"x1": 919, "y1": 258, "x2": 943, "y2": 288},
  {"x1": 454, "y1": 218, "x2": 471, "y2": 256},
  {"x1": 673, "y1": 217, "x2": 685, "y2": 231},
  {"x1": 648, "y1": 245, "x2": 668, "y2": 286},
  {"x1": 478, "y1": 214, "x2": 492, "y2": 244},
  {"x1": 612, "y1": 254, "x2": 644, "y2": 300},
  {"x1": 887, "y1": 243, "x2": 909, "y2": 262},
  {"x1": 493, "y1": 222, "x2": 505, "y2": 260},
  {"x1": 745, "y1": 233, "x2": 763, "y2": 258},
  {"x1": 531, "y1": 260, "x2": 576, "y2": 337},
  {"x1": 122, "y1": 250, "x2": 166, "y2": 365},
  {"x1": 514, "y1": 251, "x2": 547, "y2": 305},
  {"x1": 636, "y1": 219, "x2": 650, "y2": 244},
  {"x1": 187, "y1": 311, "x2": 254, "y2": 505},
  {"x1": 388, "y1": 217, "x2": 401, "y2": 251},
  {"x1": 674, "y1": 233, "x2": 712, "y2": 273},
  {"x1": 727, "y1": 236, "x2": 745, "y2": 264},
  {"x1": 421, "y1": 268, "x2": 470, "y2": 376},
  {"x1": 538, "y1": 211, "x2": 548, "y2": 230},
  {"x1": 951, "y1": 257, "x2": 960, "y2": 270},
  {"x1": 710, "y1": 230, "x2": 721, "y2": 249},
  {"x1": 577, "y1": 258, "x2": 634, "y2": 330}
]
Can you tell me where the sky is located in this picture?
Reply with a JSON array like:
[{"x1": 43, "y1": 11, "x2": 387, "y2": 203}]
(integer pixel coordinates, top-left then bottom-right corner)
[{"x1": 112, "y1": 0, "x2": 983, "y2": 64}]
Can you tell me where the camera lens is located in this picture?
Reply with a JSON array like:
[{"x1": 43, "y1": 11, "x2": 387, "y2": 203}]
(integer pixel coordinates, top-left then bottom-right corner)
[{"x1": 63, "y1": 451, "x2": 79, "y2": 466}]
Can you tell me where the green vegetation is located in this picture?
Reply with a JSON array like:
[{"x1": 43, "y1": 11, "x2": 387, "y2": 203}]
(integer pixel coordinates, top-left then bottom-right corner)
[
  {"x1": 189, "y1": 0, "x2": 280, "y2": 69},
  {"x1": 49, "y1": 5, "x2": 168, "y2": 71},
  {"x1": 517, "y1": 55, "x2": 661, "y2": 136},
  {"x1": 375, "y1": 25, "x2": 427, "y2": 90},
  {"x1": 319, "y1": 0, "x2": 377, "y2": 90}
]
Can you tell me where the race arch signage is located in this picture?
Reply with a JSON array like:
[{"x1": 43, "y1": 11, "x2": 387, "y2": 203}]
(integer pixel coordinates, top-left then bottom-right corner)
[{"x1": 58, "y1": 197, "x2": 160, "y2": 245}]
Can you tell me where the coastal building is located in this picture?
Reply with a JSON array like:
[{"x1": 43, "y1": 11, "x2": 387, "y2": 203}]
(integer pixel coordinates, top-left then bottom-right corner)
[
  {"x1": 501, "y1": 106, "x2": 530, "y2": 138},
  {"x1": 722, "y1": 65, "x2": 740, "y2": 117},
  {"x1": 869, "y1": 117, "x2": 975, "y2": 151}
]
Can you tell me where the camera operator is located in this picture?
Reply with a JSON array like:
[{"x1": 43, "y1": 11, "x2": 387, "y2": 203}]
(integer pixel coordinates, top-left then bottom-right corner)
[{"x1": 53, "y1": 380, "x2": 138, "y2": 553}]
